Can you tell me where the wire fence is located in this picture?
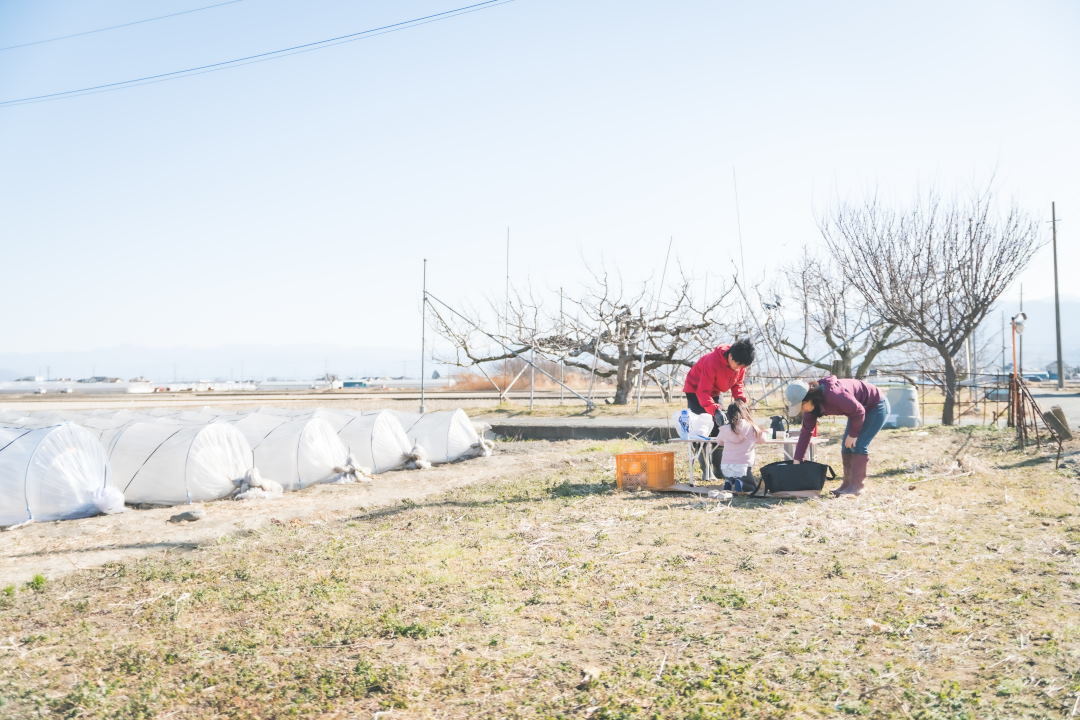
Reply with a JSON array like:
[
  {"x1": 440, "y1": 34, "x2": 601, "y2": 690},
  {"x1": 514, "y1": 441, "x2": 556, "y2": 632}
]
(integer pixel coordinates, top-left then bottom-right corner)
[
  {"x1": 485, "y1": 364, "x2": 1020, "y2": 427},
  {"x1": 746, "y1": 370, "x2": 1013, "y2": 426}
]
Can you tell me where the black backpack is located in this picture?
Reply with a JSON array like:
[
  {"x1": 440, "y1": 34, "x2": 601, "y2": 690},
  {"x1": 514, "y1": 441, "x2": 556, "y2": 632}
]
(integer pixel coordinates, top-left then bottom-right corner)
[{"x1": 756, "y1": 460, "x2": 836, "y2": 496}]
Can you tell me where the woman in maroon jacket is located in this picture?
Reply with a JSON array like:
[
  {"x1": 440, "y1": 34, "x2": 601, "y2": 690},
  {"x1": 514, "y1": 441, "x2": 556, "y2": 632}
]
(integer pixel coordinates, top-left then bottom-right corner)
[
  {"x1": 792, "y1": 375, "x2": 890, "y2": 496},
  {"x1": 683, "y1": 339, "x2": 756, "y2": 479}
]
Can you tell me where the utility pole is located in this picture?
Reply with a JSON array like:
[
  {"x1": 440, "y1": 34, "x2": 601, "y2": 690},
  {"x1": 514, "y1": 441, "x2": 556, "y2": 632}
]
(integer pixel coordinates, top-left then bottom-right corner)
[
  {"x1": 505, "y1": 227, "x2": 510, "y2": 386},
  {"x1": 1052, "y1": 202, "x2": 1064, "y2": 389}
]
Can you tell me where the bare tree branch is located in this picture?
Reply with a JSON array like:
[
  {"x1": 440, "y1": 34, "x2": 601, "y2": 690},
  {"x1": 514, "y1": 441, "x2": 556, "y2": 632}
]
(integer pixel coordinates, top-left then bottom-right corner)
[
  {"x1": 822, "y1": 187, "x2": 1040, "y2": 424},
  {"x1": 431, "y1": 265, "x2": 746, "y2": 404}
]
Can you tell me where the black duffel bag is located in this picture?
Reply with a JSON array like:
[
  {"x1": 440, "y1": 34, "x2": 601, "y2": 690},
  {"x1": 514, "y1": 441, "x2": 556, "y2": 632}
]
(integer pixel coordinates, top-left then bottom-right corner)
[{"x1": 756, "y1": 460, "x2": 836, "y2": 496}]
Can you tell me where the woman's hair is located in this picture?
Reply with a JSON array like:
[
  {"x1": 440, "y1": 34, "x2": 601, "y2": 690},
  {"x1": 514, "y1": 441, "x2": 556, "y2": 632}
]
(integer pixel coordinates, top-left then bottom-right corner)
[
  {"x1": 725, "y1": 401, "x2": 754, "y2": 431},
  {"x1": 802, "y1": 382, "x2": 824, "y2": 417}
]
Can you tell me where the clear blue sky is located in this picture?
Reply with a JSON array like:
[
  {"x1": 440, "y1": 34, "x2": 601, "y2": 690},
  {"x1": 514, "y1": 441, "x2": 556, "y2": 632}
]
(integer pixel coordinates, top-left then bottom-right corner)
[{"x1": 1, "y1": 0, "x2": 1077, "y2": 366}]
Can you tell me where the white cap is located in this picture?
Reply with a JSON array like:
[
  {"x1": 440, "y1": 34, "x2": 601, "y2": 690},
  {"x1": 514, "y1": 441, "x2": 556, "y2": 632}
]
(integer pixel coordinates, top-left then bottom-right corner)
[{"x1": 784, "y1": 381, "x2": 809, "y2": 417}]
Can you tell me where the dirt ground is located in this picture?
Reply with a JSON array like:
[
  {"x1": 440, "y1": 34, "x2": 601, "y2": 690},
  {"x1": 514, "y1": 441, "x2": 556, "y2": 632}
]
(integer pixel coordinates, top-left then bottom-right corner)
[{"x1": 0, "y1": 442, "x2": 577, "y2": 588}]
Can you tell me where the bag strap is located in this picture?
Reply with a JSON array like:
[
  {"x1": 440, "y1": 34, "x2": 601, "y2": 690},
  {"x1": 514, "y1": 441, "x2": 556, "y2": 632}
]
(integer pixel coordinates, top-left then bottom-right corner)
[{"x1": 749, "y1": 473, "x2": 767, "y2": 498}]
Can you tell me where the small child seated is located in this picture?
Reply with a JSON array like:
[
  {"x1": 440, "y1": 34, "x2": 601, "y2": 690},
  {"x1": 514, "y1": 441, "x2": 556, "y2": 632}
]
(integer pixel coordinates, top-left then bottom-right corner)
[{"x1": 714, "y1": 402, "x2": 768, "y2": 492}]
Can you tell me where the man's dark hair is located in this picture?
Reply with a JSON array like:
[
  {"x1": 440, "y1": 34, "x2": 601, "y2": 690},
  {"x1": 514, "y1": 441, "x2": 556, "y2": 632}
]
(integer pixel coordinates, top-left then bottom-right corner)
[{"x1": 726, "y1": 339, "x2": 755, "y2": 366}]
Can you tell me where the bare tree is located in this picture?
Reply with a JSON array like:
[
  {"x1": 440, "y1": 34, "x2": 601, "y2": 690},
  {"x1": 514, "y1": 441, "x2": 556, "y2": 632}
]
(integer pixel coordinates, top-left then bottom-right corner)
[
  {"x1": 760, "y1": 252, "x2": 909, "y2": 378},
  {"x1": 823, "y1": 188, "x2": 1040, "y2": 424},
  {"x1": 430, "y1": 267, "x2": 747, "y2": 405}
]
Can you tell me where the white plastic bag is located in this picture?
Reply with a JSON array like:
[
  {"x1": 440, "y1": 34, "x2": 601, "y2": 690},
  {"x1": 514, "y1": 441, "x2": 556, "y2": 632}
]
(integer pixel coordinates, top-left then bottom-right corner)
[
  {"x1": 688, "y1": 412, "x2": 714, "y2": 440},
  {"x1": 671, "y1": 409, "x2": 714, "y2": 441}
]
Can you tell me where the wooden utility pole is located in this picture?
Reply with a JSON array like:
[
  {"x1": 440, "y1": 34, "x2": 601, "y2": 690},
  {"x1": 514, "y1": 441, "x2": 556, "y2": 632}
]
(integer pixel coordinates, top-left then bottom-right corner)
[{"x1": 1052, "y1": 202, "x2": 1064, "y2": 389}]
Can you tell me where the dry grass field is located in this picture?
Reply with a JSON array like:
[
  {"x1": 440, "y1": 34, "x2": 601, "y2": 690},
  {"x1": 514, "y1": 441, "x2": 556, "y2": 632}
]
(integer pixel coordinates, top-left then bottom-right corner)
[{"x1": 0, "y1": 426, "x2": 1077, "y2": 719}]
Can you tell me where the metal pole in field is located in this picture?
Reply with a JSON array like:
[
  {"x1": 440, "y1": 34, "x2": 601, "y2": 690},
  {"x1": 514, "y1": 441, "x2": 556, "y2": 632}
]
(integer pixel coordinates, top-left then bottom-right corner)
[
  {"x1": 504, "y1": 227, "x2": 510, "y2": 386},
  {"x1": 505, "y1": 227, "x2": 510, "y2": 336},
  {"x1": 1052, "y1": 202, "x2": 1064, "y2": 389},
  {"x1": 1000, "y1": 311, "x2": 1005, "y2": 423},
  {"x1": 559, "y1": 287, "x2": 565, "y2": 406},
  {"x1": 1019, "y1": 284, "x2": 1024, "y2": 378},
  {"x1": 636, "y1": 236, "x2": 674, "y2": 411},
  {"x1": 529, "y1": 347, "x2": 535, "y2": 411},
  {"x1": 420, "y1": 258, "x2": 427, "y2": 414},
  {"x1": 1000, "y1": 311, "x2": 1005, "y2": 374}
]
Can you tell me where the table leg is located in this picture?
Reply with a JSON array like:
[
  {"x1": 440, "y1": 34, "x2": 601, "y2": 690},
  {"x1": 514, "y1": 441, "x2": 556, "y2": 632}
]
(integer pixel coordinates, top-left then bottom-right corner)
[{"x1": 687, "y1": 444, "x2": 697, "y2": 486}]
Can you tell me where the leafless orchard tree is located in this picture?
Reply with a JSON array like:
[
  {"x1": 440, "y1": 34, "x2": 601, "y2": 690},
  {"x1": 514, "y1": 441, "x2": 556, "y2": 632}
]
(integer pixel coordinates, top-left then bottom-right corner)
[
  {"x1": 430, "y1": 267, "x2": 749, "y2": 405},
  {"x1": 759, "y1": 251, "x2": 909, "y2": 378},
  {"x1": 823, "y1": 188, "x2": 1040, "y2": 424}
]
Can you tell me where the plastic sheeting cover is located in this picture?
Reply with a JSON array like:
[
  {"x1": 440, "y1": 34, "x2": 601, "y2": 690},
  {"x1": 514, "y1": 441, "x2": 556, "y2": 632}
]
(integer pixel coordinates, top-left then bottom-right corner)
[
  {"x1": 103, "y1": 421, "x2": 252, "y2": 505},
  {"x1": 0, "y1": 423, "x2": 109, "y2": 526},
  {"x1": 392, "y1": 409, "x2": 481, "y2": 464},
  {"x1": 310, "y1": 410, "x2": 410, "y2": 474},
  {"x1": 228, "y1": 413, "x2": 348, "y2": 491}
]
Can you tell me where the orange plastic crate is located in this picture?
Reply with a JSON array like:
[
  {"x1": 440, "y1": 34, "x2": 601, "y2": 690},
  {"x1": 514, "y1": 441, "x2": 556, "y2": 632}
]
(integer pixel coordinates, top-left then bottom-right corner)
[{"x1": 615, "y1": 451, "x2": 675, "y2": 491}]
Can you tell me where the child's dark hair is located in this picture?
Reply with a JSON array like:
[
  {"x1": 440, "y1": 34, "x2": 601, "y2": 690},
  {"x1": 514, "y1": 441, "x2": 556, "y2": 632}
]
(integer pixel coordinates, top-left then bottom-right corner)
[
  {"x1": 725, "y1": 401, "x2": 754, "y2": 431},
  {"x1": 802, "y1": 382, "x2": 825, "y2": 417}
]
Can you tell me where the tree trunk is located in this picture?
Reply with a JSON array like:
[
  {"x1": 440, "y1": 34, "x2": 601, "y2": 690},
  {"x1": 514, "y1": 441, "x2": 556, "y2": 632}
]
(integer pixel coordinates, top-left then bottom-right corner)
[
  {"x1": 941, "y1": 351, "x2": 958, "y2": 426},
  {"x1": 613, "y1": 345, "x2": 633, "y2": 405},
  {"x1": 831, "y1": 351, "x2": 853, "y2": 378}
]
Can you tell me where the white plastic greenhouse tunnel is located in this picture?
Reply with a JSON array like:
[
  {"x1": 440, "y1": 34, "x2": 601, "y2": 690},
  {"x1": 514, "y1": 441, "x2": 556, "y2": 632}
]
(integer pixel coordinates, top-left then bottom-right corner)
[
  {"x1": 0, "y1": 423, "x2": 111, "y2": 527},
  {"x1": 392, "y1": 409, "x2": 486, "y2": 464},
  {"x1": 228, "y1": 412, "x2": 351, "y2": 491},
  {"x1": 101, "y1": 421, "x2": 253, "y2": 506},
  {"x1": 295, "y1": 409, "x2": 411, "y2": 474}
]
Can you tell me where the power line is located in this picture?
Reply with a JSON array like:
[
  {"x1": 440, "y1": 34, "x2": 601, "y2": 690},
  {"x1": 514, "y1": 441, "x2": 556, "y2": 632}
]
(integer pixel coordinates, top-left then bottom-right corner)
[
  {"x1": 0, "y1": 0, "x2": 246, "y2": 53},
  {"x1": 8, "y1": 0, "x2": 516, "y2": 108},
  {"x1": 0, "y1": 0, "x2": 518, "y2": 108}
]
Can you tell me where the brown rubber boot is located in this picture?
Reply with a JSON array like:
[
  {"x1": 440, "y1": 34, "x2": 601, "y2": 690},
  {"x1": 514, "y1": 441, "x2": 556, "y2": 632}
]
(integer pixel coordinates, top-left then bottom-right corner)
[
  {"x1": 835, "y1": 454, "x2": 868, "y2": 496},
  {"x1": 832, "y1": 452, "x2": 854, "y2": 495}
]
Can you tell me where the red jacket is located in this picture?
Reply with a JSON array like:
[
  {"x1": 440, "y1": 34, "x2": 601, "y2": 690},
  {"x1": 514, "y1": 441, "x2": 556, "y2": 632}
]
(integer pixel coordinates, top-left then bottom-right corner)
[{"x1": 682, "y1": 344, "x2": 748, "y2": 414}]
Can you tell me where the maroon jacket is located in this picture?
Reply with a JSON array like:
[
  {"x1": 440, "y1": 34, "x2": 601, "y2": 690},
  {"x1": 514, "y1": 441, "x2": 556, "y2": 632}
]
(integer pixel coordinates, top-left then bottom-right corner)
[
  {"x1": 682, "y1": 344, "x2": 748, "y2": 415},
  {"x1": 794, "y1": 375, "x2": 883, "y2": 461}
]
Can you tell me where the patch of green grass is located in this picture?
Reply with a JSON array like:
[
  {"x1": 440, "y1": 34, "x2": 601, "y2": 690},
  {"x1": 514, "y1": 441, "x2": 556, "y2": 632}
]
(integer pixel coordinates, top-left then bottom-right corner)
[
  {"x1": 24, "y1": 574, "x2": 46, "y2": 593},
  {"x1": 700, "y1": 587, "x2": 748, "y2": 609}
]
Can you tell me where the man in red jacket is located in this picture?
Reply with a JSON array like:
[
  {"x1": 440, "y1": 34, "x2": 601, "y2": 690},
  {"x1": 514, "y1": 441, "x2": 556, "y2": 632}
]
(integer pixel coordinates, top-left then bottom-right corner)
[{"x1": 683, "y1": 339, "x2": 756, "y2": 480}]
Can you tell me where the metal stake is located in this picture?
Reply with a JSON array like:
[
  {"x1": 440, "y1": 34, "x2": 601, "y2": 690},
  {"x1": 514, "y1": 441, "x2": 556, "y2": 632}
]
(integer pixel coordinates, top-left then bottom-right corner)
[{"x1": 420, "y1": 258, "x2": 427, "y2": 414}]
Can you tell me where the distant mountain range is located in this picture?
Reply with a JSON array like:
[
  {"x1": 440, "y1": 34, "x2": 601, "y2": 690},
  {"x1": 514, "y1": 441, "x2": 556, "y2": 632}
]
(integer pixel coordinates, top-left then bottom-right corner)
[
  {"x1": 1, "y1": 299, "x2": 1076, "y2": 382},
  {"x1": 0, "y1": 344, "x2": 456, "y2": 382}
]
